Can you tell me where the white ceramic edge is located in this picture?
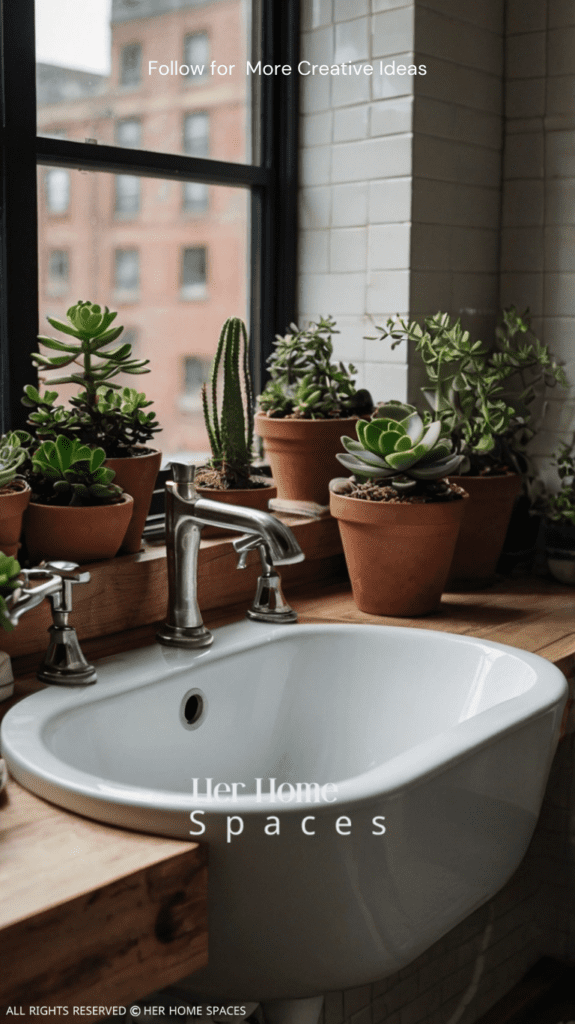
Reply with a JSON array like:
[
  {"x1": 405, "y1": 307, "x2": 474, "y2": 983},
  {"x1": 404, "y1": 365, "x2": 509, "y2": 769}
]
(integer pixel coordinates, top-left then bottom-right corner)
[{"x1": 1, "y1": 622, "x2": 568, "y2": 819}]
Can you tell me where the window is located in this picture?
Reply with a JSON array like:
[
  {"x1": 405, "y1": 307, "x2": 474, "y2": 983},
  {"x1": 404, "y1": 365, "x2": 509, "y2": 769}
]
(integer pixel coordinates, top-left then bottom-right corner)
[
  {"x1": 116, "y1": 118, "x2": 142, "y2": 149},
  {"x1": 120, "y1": 43, "x2": 142, "y2": 87},
  {"x1": 183, "y1": 113, "x2": 209, "y2": 158},
  {"x1": 183, "y1": 32, "x2": 209, "y2": 79},
  {"x1": 47, "y1": 249, "x2": 69, "y2": 295},
  {"x1": 45, "y1": 168, "x2": 70, "y2": 214},
  {"x1": 180, "y1": 355, "x2": 210, "y2": 412},
  {"x1": 1, "y1": 1, "x2": 299, "y2": 440},
  {"x1": 114, "y1": 249, "x2": 140, "y2": 294},
  {"x1": 114, "y1": 174, "x2": 141, "y2": 216},
  {"x1": 181, "y1": 246, "x2": 207, "y2": 300}
]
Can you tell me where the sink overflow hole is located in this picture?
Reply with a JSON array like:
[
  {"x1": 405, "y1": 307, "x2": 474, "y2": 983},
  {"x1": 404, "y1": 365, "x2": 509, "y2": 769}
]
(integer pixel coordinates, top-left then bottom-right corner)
[{"x1": 184, "y1": 694, "x2": 203, "y2": 725}]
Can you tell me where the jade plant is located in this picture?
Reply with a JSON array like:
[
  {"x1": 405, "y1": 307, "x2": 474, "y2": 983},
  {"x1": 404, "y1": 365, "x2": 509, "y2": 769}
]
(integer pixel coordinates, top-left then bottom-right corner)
[
  {"x1": 22, "y1": 301, "x2": 160, "y2": 457},
  {"x1": 258, "y1": 315, "x2": 373, "y2": 419},
  {"x1": 369, "y1": 308, "x2": 567, "y2": 474},
  {"x1": 0, "y1": 553, "x2": 21, "y2": 632},
  {"x1": 29, "y1": 436, "x2": 124, "y2": 507},
  {"x1": 535, "y1": 443, "x2": 575, "y2": 526},
  {"x1": 201, "y1": 317, "x2": 256, "y2": 489},
  {"x1": 336, "y1": 401, "x2": 463, "y2": 489},
  {"x1": 0, "y1": 432, "x2": 30, "y2": 489}
]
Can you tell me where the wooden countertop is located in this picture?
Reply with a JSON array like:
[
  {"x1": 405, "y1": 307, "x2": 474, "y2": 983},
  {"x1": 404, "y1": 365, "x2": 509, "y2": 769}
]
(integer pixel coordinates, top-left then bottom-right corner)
[{"x1": 2, "y1": 571, "x2": 575, "y2": 1017}]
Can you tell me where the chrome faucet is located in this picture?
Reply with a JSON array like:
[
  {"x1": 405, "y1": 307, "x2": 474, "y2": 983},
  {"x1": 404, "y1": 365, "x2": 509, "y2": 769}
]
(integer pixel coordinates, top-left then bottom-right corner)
[
  {"x1": 157, "y1": 463, "x2": 305, "y2": 649},
  {"x1": 5, "y1": 561, "x2": 96, "y2": 685}
]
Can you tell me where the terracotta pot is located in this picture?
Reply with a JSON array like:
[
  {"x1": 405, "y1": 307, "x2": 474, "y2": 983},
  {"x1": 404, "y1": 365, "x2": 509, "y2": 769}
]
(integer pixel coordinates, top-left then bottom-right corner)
[
  {"x1": 544, "y1": 517, "x2": 575, "y2": 585},
  {"x1": 447, "y1": 474, "x2": 523, "y2": 589},
  {"x1": 196, "y1": 481, "x2": 277, "y2": 537},
  {"x1": 104, "y1": 448, "x2": 162, "y2": 554},
  {"x1": 0, "y1": 480, "x2": 31, "y2": 557},
  {"x1": 255, "y1": 412, "x2": 358, "y2": 505},
  {"x1": 24, "y1": 495, "x2": 134, "y2": 565},
  {"x1": 330, "y1": 490, "x2": 467, "y2": 617}
]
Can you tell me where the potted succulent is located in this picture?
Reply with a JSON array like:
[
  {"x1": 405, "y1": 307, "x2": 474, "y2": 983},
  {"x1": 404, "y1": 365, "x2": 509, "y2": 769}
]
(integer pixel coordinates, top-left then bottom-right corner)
[
  {"x1": 196, "y1": 317, "x2": 276, "y2": 534},
  {"x1": 255, "y1": 316, "x2": 373, "y2": 504},
  {"x1": 23, "y1": 436, "x2": 133, "y2": 564},
  {"x1": 330, "y1": 402, "x2": 466, "y2": 616},
  {"x1": 534, "y1": 443, "x2": 575, "y2": 584},
  {"x1": 1, "y1": 552, "x2": 21, "y2": 701},
  {"x1": 22, "y1": 301, "x2": 162, "y2": 553},
  {"x1": 0, "y1": 432, "x2": 32, "y2": 557},
  {"x1": 372, "y1": 308, "x2": 567, "y2": 587}
]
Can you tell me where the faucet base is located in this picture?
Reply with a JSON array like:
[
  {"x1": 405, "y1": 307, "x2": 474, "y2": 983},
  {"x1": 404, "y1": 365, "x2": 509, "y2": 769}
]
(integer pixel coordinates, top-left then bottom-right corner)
[{"x1": 156, "y1": 623, "x2": 214, "y2": 649}]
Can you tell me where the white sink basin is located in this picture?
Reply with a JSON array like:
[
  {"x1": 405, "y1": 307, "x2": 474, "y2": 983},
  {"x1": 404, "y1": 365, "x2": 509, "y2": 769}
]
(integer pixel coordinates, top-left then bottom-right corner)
[{"x1": 1, "y1": 621, "x2": 567, "y2": 1001}]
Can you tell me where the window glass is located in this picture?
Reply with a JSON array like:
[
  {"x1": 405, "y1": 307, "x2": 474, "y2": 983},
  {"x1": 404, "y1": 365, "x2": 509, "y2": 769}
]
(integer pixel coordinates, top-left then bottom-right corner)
[
  {"x1": 36, "y1": 0, "x2": 253, "y2": 164},
  {"x1": 47, "y1": 249, "x2": 69, "y2": 296},
  {"x1": 37, "y1": 168, "x2": 248, "y2": 461},
  {"x1": 183, "y1": 112, "x2": 209, "y2": 157},
  {"x1": 45, "y1": 168, "x2": 70, "y2": 214},
  {"x1": 116, "y1": 118, "x2": 142, "y2": 148},
  {"x1": 183, "y1": 181, "x2": 209, "y2": 214},
  {"x1": 115, "y1": 174, "x2": 141, "y2": 216},
  {"x1": 120, "y1": 42, "x2": 142, "y2": 87}
]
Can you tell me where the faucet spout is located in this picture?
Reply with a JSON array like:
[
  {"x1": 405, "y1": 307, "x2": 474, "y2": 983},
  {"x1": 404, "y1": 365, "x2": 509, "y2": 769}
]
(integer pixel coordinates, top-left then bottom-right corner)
[{"x1": 157, "y1": 463, "x2": 305, "y2": 649}]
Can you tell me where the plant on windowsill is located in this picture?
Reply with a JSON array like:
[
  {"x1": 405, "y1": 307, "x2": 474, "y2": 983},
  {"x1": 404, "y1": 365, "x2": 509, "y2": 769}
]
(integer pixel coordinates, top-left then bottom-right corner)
[
  {"x1": 329, "y1": 402, "x2": 467, "y2": 617},
  {"x1": 255, "y1": 316, "x2": 374, "y2": 504},
  {"x1": 368, "y1": 308, "x2": 568, "y2": 587},
  {"x1": 195, "y1": 317, "x2": 277, "y2": 533},
  {"x1": 22, "y1": 301, "x2": 162, "y2": 553},
  {"x1": 0, "y1": 432, "x2": 32, "y2": 558},
  {"x1": 23, "y1": 436, "x2": 134, "y2": 565},
  {"x1": 0, "y1": 552, "x2": 22, "y2": 702},
  {"x1": 533, "y1": 442, "x2": 575, "y2": 585}
]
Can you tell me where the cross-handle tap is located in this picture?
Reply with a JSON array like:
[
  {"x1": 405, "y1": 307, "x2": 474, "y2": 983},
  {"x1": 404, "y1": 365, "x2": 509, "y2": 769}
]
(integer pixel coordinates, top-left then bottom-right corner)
[
  {"x1": 6, "y1": 561, "x2": 96, "y2": 685},
  {"x1": 233, "y1": 534, "x2": 298, "y2": 623}
]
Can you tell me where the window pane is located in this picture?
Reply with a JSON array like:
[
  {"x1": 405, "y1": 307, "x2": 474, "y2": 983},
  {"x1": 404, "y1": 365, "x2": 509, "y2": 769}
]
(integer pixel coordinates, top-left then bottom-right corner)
[
  {"x1": 183, "y1": 181, "x2": 209, "y2": 214},
  {"x1": 37, "y1": 167, "x2": 249, "y2": 461},
  {"x1": 45, "y1": 168, "x2": 70, "y2": 214},
  {"x1": 36, "y1": 0, "x2": 254, "y2": 164},
  {"x1": 183, "y1": 112, "x2": 209, "y2": 157},
  {"x1": 115, "y1": 174, "x2": 141, "y2": 215}
]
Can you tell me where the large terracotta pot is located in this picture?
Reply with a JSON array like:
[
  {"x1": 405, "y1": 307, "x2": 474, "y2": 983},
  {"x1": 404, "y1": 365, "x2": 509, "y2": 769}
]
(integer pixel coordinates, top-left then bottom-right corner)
[
  {"x1": 0, "y1": 480, "x2": 31, "y2": 557},
  {"x1": 105, "y1": 448, "x2": 162, "y2": 554},
  {"x1": 24, "y1": 495, "x2": 134, "y2": 565},
  {"x1": 330, "y1": 490, "x2": 467, "y2": 617},
  {"x1": 447, "y1": 473, "x2": 523, "y2": 589},
  {"x1": 196, "y1": 481, "x2": 277, "y2": 538},
  {"x1": 255, "y1": 413, "x2": 357, "y2": 505}
]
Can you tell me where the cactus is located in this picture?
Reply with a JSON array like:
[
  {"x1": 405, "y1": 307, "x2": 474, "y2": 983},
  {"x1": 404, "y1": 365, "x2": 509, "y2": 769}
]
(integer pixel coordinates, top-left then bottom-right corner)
[
  {"x1": 202, "y1": 317, "x2": 254, "y2": 488},
  {"x1": 336, "y1": 401, "x2": 463, "y2": 487},
  {"x1": 0, "y1": 432, "x2": 30, "y2": 488},
  {"x1": 31, "y1": 436, "x2": 124, "y2": 507},
  {"x1": 0, "y1": 552, "x2": 21, "y2": 632}
]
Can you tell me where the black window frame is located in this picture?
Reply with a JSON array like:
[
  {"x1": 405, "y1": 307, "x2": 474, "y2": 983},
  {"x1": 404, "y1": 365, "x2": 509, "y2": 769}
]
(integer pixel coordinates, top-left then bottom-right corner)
[{"x1": 0, "y1": 0, "x2": 300, "y2": 431}]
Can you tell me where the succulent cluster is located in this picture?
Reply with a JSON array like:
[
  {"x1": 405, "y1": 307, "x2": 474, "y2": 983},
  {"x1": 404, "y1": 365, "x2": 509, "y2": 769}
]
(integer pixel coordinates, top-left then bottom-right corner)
[
  {"x1": 337, "y1": 402, "x2": 463, "y2": 489},
  {"x1": 258, "y1": 316, "x2": 373, "y2": 419},
  {"x1": 202, "y1": 317, "x2": 255, "y2": 488},
  {"x1": 369, "y1": 308, "x2": 567, "y2": 474},
  {"x1": 30, "y1": 436, "x2": 124, "y2": 507},
  {"x1": 0, "y1": 552, "x2": 21, "y2": 632},
  {"x1": 0, "y1": 432, "x2": 30, "y2": 489},
  {"x1": 23, "y1": 301, "x2": 160, "y2": 456}
]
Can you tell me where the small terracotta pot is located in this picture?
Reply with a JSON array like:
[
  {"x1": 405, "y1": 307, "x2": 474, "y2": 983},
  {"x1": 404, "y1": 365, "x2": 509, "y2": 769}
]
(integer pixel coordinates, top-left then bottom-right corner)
[
  {"x1": 24, "y1": 494, "x2": 134, "y2": 565},
  {"x1": 255, "y1": 412, "x2": 358, "y2": 505},
  {"x1": 330, "y1": 490, "x2": 467, "y2": 617},
  {"x1": 196, "y1": 481, "x2": 277, "y2": 537},
  {"x1": 105, "y1": 448, "x2": 162, "y2": 554},
  {"x1": 446, "y1": 473, "x2": 523, "y2": 589},
  {"x1": 0, "y1": 480, "x2": 31, "y2": 557}
]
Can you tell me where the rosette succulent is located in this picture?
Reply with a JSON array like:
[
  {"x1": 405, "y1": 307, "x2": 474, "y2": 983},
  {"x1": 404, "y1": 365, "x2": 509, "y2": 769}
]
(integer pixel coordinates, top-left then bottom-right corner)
[
  {"x1": 336, "y1": 402, "x2": 463, "y2": 486},
  {"x1": 0, "y1": 432, "x2": 30, "y2": 488},
  {"x1": 30, "y1": 436, "x2": 124, "y2": 507}
]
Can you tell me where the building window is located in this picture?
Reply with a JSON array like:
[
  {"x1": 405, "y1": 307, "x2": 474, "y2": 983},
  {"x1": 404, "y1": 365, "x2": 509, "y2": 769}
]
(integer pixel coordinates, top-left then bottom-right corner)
[
  {"x1": 122, "y1": 328, "x2": 139, "y2": 350},
  {"x1": 114, "y1": 174, "x2": 141, "y2": 216},
  {"x1": 181, "y1": 246, "x2": 207, "y2": 300},
  {"x1": 180, "y1": 355, "x2": 210, "y2": 412},
  {"x1": 183, "y1": 112, "x2": 209, "y2": 157},
  {"x1": 182, "y1": 181, "x2": 209, "y2": 214},
  {"x1": 45, "y1": 168, "x2": 70, "y2": 214},
  {"x1": 47, "y1": 249, "x2": 69, "y2": 296},
  {"x1": 120, "y1": 43, "x2": 142, "y2": 87},
  {"x1": 116, "y1": 118, "x2": 142, "y2": 149},
  {"x1": 183, "y1": 32, "x2": 209, "y2": 79},
  {"x1": 114, "y1": 249, "x2": 140, "y2": 295}
]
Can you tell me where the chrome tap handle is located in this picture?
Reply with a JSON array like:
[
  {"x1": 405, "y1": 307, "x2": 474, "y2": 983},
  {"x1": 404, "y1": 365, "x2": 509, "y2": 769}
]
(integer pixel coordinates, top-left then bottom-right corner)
[
  {"x1": 36, "y1": 561, "x2": 96, "y2": 686},
  {"x1": 38, "y1": 561, "x2": 91, "y2": 615},
  {"x1": 233, "y1": 534, "x2": 264, "y2": 570}
]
